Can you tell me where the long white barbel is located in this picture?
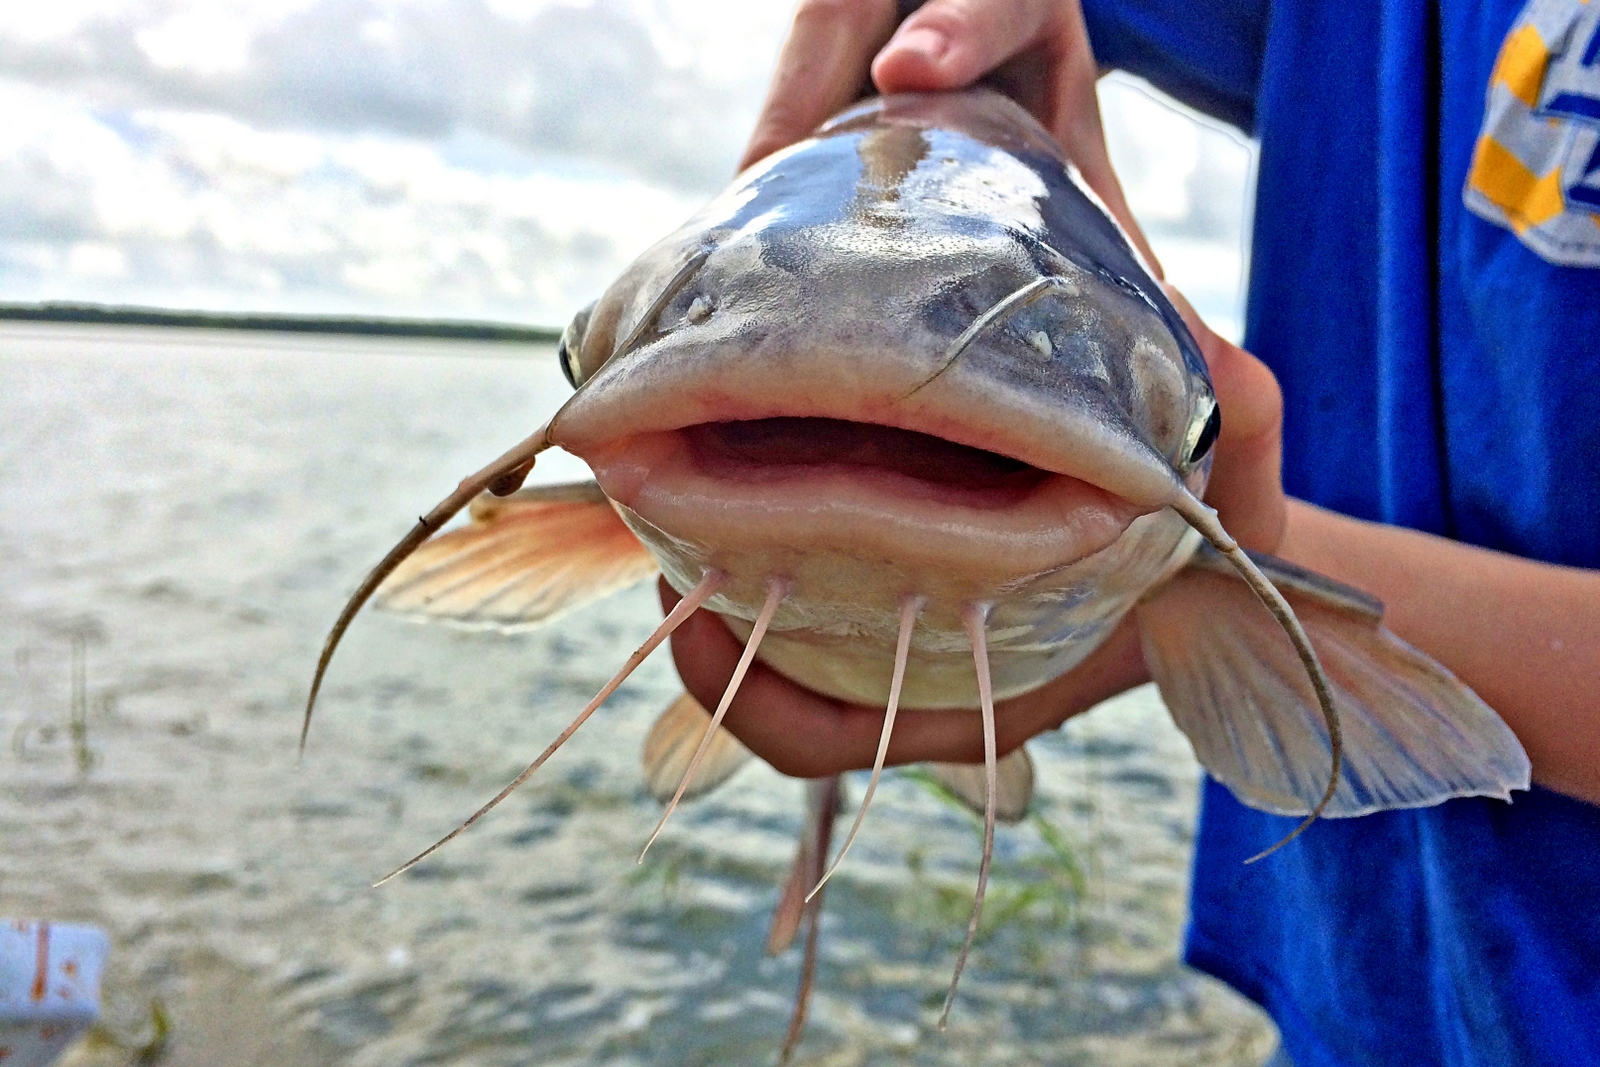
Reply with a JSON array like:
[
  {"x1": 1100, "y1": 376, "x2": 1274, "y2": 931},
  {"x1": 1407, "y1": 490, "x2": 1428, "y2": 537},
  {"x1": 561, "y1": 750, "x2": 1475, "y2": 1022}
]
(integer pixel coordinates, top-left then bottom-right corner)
[
  {"x1": 374, "y1": 569, "x2": 726, "y2": 886},
  {"x1": 806, "y1": 594, "x2": 924, "y2": 901},
  {"x1": 909, "y1": 276, "x2": 1073, "y2": 396},
  {"x1": 639, "y1": 576, "x2": 788, "y2": 862},
  {"x1": 939, "y1": 601, "x2": 999, "y2": 1029},
  {"x1": 302, "y1": 422, "x2": 555, "y2": 752},
  {"x1": 1170, "y1": 488, "x2": 1343, "y2": 862},
  {"x1": 302, "y1": 245, "x2": 716, "y2": 755}
]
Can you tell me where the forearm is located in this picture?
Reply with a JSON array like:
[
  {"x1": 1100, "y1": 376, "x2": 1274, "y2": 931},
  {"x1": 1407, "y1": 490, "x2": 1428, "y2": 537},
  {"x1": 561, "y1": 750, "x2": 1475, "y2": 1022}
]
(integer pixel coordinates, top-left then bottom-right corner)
[{"x1": 1277, "y1": 499, "x2": 1600, "y2": 805}]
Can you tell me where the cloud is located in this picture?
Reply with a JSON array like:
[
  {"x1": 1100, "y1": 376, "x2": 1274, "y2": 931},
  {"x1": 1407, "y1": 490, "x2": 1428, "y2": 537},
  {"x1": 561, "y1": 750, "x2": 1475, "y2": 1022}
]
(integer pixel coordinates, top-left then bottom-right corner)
[
  {"x1": 0, "y1": 3, "x2": 1253, "y2": 335},
  {"x1": 0, "y1": 76, "x2": 706, "y2": 323},
  {"x1": 1099, "y1": 74, "x2": 1256, "y2": 338},
  {"x1": 0, "y1": 0, "x2": 784, "y2": 193},
  {"x1": 0, "y1": 0, "x2": 784, "y2": 322},
  {"x1": 1099, "y1": 74, "x2": 1255, "y2": 244}
]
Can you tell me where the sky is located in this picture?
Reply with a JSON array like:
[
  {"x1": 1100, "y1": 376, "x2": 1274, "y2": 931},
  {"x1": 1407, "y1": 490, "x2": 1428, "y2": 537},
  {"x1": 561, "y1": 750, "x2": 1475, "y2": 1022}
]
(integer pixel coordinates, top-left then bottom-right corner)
[{"x1": 0, "y1": 0, "x2": 1255, "y2": 335}]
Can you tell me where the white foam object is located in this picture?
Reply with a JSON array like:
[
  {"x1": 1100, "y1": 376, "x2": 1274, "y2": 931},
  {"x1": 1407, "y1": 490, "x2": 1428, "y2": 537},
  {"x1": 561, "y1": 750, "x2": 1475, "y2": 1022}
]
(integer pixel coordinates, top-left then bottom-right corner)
[{"x1": 0, "y1": 920, "x2": 110, "y2": 1067}]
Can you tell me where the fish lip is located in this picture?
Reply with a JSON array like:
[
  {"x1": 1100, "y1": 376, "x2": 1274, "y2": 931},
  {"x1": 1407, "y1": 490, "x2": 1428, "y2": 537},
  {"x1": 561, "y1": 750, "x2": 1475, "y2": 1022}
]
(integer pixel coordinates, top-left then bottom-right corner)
[
  {"x1": 548, "y1": 337, "x2": 1187, "y2": 511},
  {"x1": 583, "y1": 423, "x2": 1152, "y2": 579}
]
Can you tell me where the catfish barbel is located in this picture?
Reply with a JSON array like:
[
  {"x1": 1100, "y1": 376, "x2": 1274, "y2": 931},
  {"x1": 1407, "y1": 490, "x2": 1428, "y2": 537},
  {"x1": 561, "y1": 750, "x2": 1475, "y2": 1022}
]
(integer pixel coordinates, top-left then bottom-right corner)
[{"x1": 301, "y1": 89, "x2": 1529, "y2": 1053}]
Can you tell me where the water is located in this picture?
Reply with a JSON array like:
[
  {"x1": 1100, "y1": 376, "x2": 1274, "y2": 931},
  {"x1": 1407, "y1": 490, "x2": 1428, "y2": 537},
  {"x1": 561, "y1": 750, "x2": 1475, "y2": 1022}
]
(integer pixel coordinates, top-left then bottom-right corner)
[{"x1": 0, "y1": 322, "x2": 1272, "y2": 1066}]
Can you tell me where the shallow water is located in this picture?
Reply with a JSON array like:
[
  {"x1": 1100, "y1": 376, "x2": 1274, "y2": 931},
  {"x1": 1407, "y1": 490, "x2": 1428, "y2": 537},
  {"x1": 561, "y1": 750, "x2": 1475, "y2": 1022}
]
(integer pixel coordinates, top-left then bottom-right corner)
[{"x1": 0, "y1": 322, "x2": 1272, "y2": 1066}]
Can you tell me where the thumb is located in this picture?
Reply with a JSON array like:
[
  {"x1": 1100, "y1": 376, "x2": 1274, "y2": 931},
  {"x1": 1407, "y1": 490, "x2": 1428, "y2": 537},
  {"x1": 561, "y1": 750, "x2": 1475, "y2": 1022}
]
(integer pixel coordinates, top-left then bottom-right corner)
[{"x1": 871, "y1": 0, "x2": 1059, "y2": 91}]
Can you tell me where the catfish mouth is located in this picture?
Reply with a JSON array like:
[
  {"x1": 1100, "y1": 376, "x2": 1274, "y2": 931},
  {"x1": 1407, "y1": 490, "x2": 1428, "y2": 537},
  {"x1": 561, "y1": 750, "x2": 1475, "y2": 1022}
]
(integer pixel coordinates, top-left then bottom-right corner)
[
  {"x1": 586, "y1": 416, "x2": 1150, "y2": 579},
  {"x1": 684, "y1": 418, "x2": 1048, "y2": 508}
]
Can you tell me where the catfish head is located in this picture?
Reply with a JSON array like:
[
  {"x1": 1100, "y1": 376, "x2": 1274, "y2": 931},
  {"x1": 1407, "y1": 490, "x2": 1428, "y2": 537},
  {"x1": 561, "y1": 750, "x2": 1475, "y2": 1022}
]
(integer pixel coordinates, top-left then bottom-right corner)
[{"x1": 550, "y1": 90, "x2": 1227, "y2": 710}]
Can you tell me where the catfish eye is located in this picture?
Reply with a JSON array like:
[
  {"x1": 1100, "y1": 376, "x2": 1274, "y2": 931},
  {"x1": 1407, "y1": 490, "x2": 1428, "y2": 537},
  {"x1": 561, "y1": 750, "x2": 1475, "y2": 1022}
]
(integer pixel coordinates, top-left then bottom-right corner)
[
  {"x1": 1186, "y1": 400, "x2": 1221, "y2": 466},
  {"x1": 557, "y1": 302, "x2": 594, "y2": 388},
  {"x1": 557, "y1": 333, "x2": 580, "y2": 388}
]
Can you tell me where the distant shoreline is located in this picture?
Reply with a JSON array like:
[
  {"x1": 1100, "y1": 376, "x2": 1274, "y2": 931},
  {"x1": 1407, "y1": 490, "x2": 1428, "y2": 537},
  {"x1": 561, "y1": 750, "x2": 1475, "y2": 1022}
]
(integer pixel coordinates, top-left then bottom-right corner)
[{"x1": 0, "y1": 302, "x2": 563, "y2": 344}]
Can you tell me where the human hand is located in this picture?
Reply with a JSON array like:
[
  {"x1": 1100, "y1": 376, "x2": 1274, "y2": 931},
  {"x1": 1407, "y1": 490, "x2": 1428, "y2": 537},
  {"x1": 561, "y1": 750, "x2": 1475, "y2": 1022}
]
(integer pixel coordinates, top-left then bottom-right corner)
[{"x1": 740, "y1": 0, "x2": 1161, "y2": 272}]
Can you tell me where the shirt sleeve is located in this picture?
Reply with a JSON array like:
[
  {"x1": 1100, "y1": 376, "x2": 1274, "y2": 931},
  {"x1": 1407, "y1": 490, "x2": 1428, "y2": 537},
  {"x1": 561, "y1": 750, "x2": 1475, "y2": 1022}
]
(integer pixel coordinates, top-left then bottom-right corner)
[{"x1": 1081, "y1": 0, "x2": 1270, "y2": 132}]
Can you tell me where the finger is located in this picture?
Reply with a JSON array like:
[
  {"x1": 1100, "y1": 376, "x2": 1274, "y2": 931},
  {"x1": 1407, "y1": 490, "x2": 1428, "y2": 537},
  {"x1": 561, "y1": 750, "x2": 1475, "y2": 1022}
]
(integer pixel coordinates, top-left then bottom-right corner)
[
  {"x1": 662, "y1": 580, "x2": 896, "y2": 775},
  {"x1": 871, "y1": 0, "x2": 1057, "y2": 92},
  {"x1": 1162, "y1": 284, "x2": 1286, "y2": 552},
  {"x1": 740, "y1": 0, "x2": 901, "y2": 170},
  {"x1": 661, "y1": 578, "x2": 1147, "y2": 776}
]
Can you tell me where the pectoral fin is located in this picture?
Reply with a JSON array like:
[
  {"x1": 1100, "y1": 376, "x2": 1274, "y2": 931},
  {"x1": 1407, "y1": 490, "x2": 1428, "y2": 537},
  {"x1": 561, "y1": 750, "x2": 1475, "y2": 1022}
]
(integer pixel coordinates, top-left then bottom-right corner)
[
  {"x1": 924, "y1": 746, "x2": 1036, "y2": 824},
  {"x1": 1135, "y1": 545, "x2": 1530, "y2": 817},
  {"x1": 640, "y1": 692, "x2": 754, "y2": 805},
  {"x1": 373, "y1": 481, "x2": 658, "y2": 632}
]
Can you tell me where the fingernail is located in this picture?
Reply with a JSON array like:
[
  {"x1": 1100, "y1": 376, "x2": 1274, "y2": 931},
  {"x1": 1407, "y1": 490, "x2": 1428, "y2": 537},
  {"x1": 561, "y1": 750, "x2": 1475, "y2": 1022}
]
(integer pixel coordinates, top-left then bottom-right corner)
[{"x1": 890, "y1": 25, "x2": 948, "y2": 63}]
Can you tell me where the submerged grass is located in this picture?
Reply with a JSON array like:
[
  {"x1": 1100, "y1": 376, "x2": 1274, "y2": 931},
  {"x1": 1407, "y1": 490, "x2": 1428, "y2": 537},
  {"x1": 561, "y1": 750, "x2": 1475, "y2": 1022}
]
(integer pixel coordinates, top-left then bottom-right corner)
[
  {"x1": 624, "y1": 765, "x2": 1094, "y2": 956},
  {"x1": 9, "y1": 633, "x2": 106, "y2": 774},
  {"x1": 81, "y1": 999, "x2": 171, "y2": 1066},
  {"x1": 898, "y1": 766, "x2": 1091, "y2": 953}
]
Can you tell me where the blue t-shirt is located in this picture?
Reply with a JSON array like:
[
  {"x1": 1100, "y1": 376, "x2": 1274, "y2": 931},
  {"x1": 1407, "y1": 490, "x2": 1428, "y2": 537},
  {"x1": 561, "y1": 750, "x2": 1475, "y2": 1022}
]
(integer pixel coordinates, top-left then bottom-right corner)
[{"x1": 1083, "y1": 1, "x2": 1600, "y2": 1064}]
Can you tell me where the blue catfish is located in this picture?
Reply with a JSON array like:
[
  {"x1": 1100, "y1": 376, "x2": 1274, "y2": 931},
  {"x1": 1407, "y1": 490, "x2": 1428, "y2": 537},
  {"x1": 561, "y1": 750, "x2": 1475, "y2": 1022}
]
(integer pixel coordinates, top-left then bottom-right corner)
[{"x1": 303, "y1": 89, "x2": 1528, "y2": 1040}]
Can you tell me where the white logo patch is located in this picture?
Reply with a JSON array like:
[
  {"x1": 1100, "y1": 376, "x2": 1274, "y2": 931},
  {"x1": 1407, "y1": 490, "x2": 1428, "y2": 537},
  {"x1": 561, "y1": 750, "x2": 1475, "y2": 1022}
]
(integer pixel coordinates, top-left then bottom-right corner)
[{"x1": 1464, "y1": 0, "x2": 1600, "y2": 267}]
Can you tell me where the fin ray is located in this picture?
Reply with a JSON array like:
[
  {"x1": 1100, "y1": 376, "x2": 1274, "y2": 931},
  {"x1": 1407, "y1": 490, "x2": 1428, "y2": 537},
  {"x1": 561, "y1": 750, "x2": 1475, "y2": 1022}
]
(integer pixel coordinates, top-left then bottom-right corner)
[
  {"x1": 1137, "y1": 551, "x2": 1530, "y2": 817},
  {"x1": 640, "y1": 693, "x2": 754, "y2": 805},
  {"x1": 924, "y1": 747, "x2": 1036, "y2": 825},
  {"x1": 373, "y1": 481, "x2": 657, "y2": 631},
  {"x1": 768, "y1": 777, "x2": 843, "y2": 956}
]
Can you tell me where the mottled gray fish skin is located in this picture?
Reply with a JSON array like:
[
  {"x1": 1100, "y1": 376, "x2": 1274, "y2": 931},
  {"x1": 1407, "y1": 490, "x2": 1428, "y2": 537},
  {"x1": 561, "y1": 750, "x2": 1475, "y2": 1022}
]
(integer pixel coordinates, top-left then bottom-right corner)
[{"x1": 550, "y1": 89, "x2": 1219, "y2": 709}]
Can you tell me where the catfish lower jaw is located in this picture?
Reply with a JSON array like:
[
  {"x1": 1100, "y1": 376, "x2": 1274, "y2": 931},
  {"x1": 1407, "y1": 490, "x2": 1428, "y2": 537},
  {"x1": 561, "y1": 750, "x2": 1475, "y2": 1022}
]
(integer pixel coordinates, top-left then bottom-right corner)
[{"x1": 583, "y1": 419, "x2": 1151, "y2": 585}]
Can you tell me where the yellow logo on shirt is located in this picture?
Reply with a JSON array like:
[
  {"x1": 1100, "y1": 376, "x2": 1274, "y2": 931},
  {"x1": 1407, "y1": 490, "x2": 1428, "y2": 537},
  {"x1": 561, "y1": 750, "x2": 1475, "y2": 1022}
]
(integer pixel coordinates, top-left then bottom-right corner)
[{"x1": 1465, "y1": 0, "x2": 1600, "y2": 265}]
